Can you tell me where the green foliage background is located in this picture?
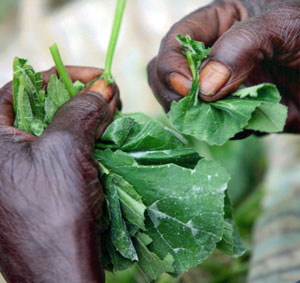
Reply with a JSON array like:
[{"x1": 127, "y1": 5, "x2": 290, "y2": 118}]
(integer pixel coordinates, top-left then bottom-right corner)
[{"x1": 0, "y1": 0, "x2": 18, "y2": 22}]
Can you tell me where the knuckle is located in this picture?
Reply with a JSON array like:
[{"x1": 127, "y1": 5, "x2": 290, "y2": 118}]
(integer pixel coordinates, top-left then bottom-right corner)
[
  {"x1": 211, "y1": 18, "x2": 273, "y2": 67},
  {"x1": 42, "y1": 65, "x2": 57, "y2": 78},
  {"x1": 264, "y1": 6, "x2": 300, "y2": 51},
  {"x1": 62, "y1": 93, "x2": 109, "y2": 122},
  {"x1": 156, "y1": 50, "x2": 191, "y2": 88}
]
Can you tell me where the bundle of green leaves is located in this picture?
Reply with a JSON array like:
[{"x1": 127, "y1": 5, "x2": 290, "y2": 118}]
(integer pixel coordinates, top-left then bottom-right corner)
[
  {"x1": 11, "y1": 32, "x2": 287, "y2": 283},
  {"x1": 168, "y1": 35, "x2": 288, "y2": 146},
  {"x1": 12, "y1": 52, "x2": 246, "y2": 281},
  {"x1": 12, "y1": 57, "x2": 84, "y2": 136}
]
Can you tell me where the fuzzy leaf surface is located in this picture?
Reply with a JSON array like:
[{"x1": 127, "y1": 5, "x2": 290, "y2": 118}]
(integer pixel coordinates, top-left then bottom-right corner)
[{"x1": 97, "y1": 149, "x2": 230, "y2": 275}]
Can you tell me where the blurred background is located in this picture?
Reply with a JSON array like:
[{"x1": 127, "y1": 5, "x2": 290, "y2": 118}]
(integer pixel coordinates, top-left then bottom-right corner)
[
  {"x1": 0, "y1": 0, "x2": 211, "y2": 115},
  {"x1": 1, "y1": 1, "x2": 300, "y2": 282}
]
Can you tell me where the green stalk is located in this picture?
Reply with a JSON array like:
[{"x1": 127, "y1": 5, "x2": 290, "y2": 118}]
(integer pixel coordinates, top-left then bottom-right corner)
[
  {"x1": 50, "y1": 0, "x2": 126, "y2": 90},
  {"x1": 49, "y1": 43, "x2": 76, "y2": 96},
  {"x1": 101, "y1": 0, "x2": 127, "y2": 84}
]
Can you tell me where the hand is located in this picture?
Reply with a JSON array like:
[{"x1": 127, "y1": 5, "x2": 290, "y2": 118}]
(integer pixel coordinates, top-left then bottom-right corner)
[
  {"x1": 0, "y1": 67, "x2": 120, "y2": 282},
  {"x1": 148, "y1": 0, "x2": 300, "y2": 133}
]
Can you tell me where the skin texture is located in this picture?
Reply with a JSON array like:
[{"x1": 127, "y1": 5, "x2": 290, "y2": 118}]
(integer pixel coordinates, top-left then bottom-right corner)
[
  {"x1": 148, "y1": 0, "x2": 300, "y2": 133},
  {"x1": 0, "y1": 66, "x2": 120, "y2": 283}
]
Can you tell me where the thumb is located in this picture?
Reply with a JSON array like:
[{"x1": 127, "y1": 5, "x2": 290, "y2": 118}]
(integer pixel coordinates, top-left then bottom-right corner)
[
  {"x1": 198, "y1": 4, "x2": 300, "y2": 102},
  {"x1": 42, "y1": 79, "x2": 119, "y2": 148}
]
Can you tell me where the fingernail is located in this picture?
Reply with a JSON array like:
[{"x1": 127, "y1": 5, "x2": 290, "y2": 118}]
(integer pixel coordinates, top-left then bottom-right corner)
[
  {"x1": 169, "y1": 72, "x2": 192, "y2": 96},
  {"x1": 88, "y1": 79, "x2": 114, "y2": 102},
  {"x1": 199, "y1": 61, "x2": 231, "y2": 96}
]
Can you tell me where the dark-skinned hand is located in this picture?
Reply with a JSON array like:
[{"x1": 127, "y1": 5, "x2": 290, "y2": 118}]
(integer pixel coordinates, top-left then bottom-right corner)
[
  {"x1": 0, "y1": 66, "x2": 120, "y2": 283},
  {"x1": 148, "y1": 0, "x2": 300, "y2": 134}
]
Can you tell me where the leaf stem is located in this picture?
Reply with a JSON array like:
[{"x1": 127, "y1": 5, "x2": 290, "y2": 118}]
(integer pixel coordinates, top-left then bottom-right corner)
[
  {"x1": 101, "y1": 0, "x2": 127, "y2": 84},
  {"x1": 49, "y1": 43, "x2": 76, "y2": 96}
]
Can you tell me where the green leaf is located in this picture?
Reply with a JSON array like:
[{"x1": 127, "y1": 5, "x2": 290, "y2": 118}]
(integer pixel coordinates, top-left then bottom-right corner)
[
  {"x1": 232, "y1": 84, "x2": 280, "y2": 102},
  {"x1": 98, "y1": 116, "x2": 186, "y2": 151},
  {"x1": 169, "y1": 84, "x2": 287, "y2": 147},
  {"x1": 13, "y1": 57, "x2": 46, "y2": 136},
  {"x1": 94, "y1": 149, "x2": 136, "y2": 169},
  {"x1": 169, "y1": 96, "x2": 261, "y2": 146},
  {"x1": 136, "y1": 232, "x2": 153, "y2": 246},
  {"x1": 112, "y1": 173, "x2": 146, "y2": 230},
  {"x1": 29, "y1": 118, "x2": 46, "y2": 136},
  {"x1": 73, "y1": 80, "x2": 85, "y2": 93},
  {"x1": 246, "y1": 102, "x2": 288, "y2": 132},
  {"x1": 13, "y1": 74, "x2": 33, "y2": 133},
  {"x1": 217, "y1": 193, "x2": 247, "y2": 257},
  {"x1": 233, "y1": 84, "x2": 288, "y2": 132},
  {"x1": 127, "y1": 149, "x2": 200, "y2": 168},
  {"x1": 98, "y1": 149, "x2": 230, "y2": 275},
  {"x1": 126, "y1": 222, "x2": 140, "y2": 237},
  {"x1": 99, "y1": 117, "x2": 136, "y2": 149},
  {"x1": 13, "y1": 57, "x2": 89, "y2": 136},
  {"x1": 102, "y1": 199, "x2": 111, "y2": 232},
  {"x1": 106, "y1": 174, "x2": 138, "y2": 261},
  {"x1": 103, "y1": 233, "x2": 134, "y2": 273},
  {"x1": 133, "y1": 232, "x2": 175, "y2": 282},
  {"x1": 44, "y1": 74, "x2": 72, "y2": 124}
]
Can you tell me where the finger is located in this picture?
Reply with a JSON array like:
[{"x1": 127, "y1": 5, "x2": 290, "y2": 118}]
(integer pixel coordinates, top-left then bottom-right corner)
[
  {"x1": 42, "y1": 66, "x2": 104, "y2": 85},
  {"x1": 84, "y1": 78, "x2": 121, "y2": 138},
  {"x1": 41, "y1": 78, "x2": 120, "y2": 149},
  {"x1": 42, "y1": 65, "x2": 120, "y2": 107},
  {"x1": 153, "y1": 0, "x2": 248, "y2": 100},
  {"x1": 147, "y1": 57, "x2": 182, "y2": 111},
  {"x1": 43, "y1": 65, "x2": 123, "y2": 112},
  {"x1": 198, "y1": 4, "x2": 300, "y2": 102},
  {"x1": 65, "y1": 66, "x2": 122, "y2": 110},
  {"x1": 42, "y1": 65, "x2": 120, "y2": 141}
]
